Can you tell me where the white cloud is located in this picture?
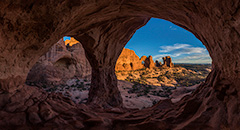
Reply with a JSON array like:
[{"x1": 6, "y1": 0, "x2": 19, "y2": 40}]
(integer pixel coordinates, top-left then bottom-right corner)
[
  {"x1": 159, "y1": 43, "x2": 190, "y2": 53},
  {"x1": 169, "y1": 26, "x2": 177, "y2": 30},
  {"x1": 173, "y1": 54, "x2": 212, "y2": 64},
  {"x1": 153, "y1": 54, "x2": 178, "y2": 60},
  {"x1": 158, "y1": 43, "x2": 207, "y2": 57},
  {"x1": 153, "y1": 43, "x2": 212, "y2": 64},
  {"x1": 153, "y1": 54, "x2": 172, "y2": 59}
]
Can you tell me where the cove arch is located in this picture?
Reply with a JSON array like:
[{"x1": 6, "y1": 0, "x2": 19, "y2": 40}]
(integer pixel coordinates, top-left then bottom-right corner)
[{"x1": 0, "y1": 0, "x2": 239, "y2": 129}]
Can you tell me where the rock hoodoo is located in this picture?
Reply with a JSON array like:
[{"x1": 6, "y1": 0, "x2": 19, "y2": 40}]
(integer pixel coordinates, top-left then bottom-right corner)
[
  {"x1": 143, "y1": 55, "x2": 155, "y2": 69},
  {"x1": 0, "y1": 1, "x2": 239, "y2": 129},
  {"x1": 155, "y1": 60, "x2": 162, "y2": 67},
  {"x1": 162, "y1": 56, "x2": 174, "y2": 68}
]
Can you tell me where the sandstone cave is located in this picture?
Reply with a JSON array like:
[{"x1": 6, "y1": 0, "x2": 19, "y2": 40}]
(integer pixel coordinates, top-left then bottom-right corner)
[
  {"x1": 0, "y1": 1, "x2": 239, "y2": 129},
  {"x1": 26, "y1": 24, "x2": 211, "y2": 110}
]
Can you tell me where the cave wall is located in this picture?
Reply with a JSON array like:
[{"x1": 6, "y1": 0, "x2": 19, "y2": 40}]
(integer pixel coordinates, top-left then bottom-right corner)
[{"x1": 0, "y1": 0, "x2": 239, "y2": 129}]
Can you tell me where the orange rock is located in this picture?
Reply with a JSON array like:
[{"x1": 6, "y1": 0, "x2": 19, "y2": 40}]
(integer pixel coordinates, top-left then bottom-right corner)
[
  {"x1": 162, "y1": 56, "x2": 174, "y2": 68},
  {"x1": 115, "y1": 48, "x2": 144, "y2": 71},
  {"x1": 144, "y1": 55, "x2": 155, "y2": 69}
]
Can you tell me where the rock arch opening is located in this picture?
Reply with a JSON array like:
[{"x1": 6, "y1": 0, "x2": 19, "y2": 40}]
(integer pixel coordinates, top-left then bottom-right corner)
[
  {"x1": 26, "y1": 37, "x2": 92, "y2": 104},
  {"x1": 115, "y1": 18, "x2": 212, "y2": 109}
]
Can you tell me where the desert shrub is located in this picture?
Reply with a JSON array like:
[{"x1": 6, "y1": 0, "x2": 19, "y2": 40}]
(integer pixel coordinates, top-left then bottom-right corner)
[
  {"x1": 129, "y1": 73, "x2": 133, "y2": 76},
  {"x1": 42, "y1": 85, "x2": 47, "y2": 89},
  {"x1": 125, "y1": 77, "x2": 132, "y2": 82},
  {"x1": 147, "y1": 85, "x2": 152, "y2": 89},
  {"x1": 174, "y1": 64, "x2": 181, "y2": 67},
  {"x1": 137, "y1": 94, "x2": 142, "y2": 97},
  {"x1": 152, "y1": 100, "x2": 158, "y2": 105},
  {"x1": 165, "y1": 73, "x2": 172, "y2": 79},
  {"x1": 152, "y1": 90, "x2": 157, "y2": 95},
  {"x1": 166, "y1": 89, "x2": 172, "y2": 94},
  {"x1": 138, "y1": 68, "x2": 146, "y2": 71},
  {"x1": 143, "y1": 89, "x2": 149, "y2": 95},
  {"x1": 157, "y1": 75, "x2": 163, "y2": 81}
]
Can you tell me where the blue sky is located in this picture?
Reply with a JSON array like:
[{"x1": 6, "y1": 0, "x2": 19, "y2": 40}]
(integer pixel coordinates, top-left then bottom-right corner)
[
  {"x1": 125, "y1": 18, "x2": 212, "y2": 64},
  {"x1": 63, "y1": 37, "x2": 71, "y2": 41}
]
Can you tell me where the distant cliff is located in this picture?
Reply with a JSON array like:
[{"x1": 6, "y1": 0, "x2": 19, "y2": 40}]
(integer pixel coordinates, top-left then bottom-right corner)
[{"x1": 115, "y1": 48, "x2": 174, "y2": 71}]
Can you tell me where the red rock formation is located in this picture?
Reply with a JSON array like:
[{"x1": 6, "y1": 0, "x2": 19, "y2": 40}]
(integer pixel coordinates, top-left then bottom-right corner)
[
  {"x1": 115, "y1": 48, "x2": 144, "y2": 71},
  {"x1": 162, "y1": 56, "x2": 174, "y2": 68},
  {"x1": 115, "y1": 49, "x2": 156, "y2": 71},
  {"x1": 140, "y1": 56, "x2": 147, "y2": 62},
  {"x1": 144, "y1": 55, "x2": 155, "y2": 69},
  {"x1": 0, "y1": 0, "x2": 239, "y2": 129},
  {"x1": 155, "y1": 60, "x2": 162, "y2": 67}
]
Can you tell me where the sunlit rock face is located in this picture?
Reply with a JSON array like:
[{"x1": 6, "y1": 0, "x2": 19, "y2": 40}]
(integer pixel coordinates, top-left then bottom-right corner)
[
  {"x1": 0, "y1": 0, "x2": 239, "y2": 129},
  {"x1": 162, "y1": 56, "x2": 174, "y2": 68},
  {"x1": 115, "y1": 48, "x2": 158, "y2": 71},
  {"x1": 143, "y1": 55, "x2": 155, "y2": 69},
  {"x1": 115, "y1": 48, "x2": 144, "y2": 71}
]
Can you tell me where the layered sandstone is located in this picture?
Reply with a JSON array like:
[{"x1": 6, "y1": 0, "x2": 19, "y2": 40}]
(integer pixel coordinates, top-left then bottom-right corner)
[{"x1": 0, "y1": 0, "x2": 240, "y2": 129}]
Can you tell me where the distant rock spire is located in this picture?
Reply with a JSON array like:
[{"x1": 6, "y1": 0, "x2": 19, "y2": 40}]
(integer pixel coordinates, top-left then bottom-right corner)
[
  {"x1": 155, "y1": 60, "x2": 162, "y2": 67},
  {"x1": 162, "y1": 56, "x2": 174, "y2": 67},
  {"x1": 144, "y1": 56, "x2": 155, "y2": 69}
]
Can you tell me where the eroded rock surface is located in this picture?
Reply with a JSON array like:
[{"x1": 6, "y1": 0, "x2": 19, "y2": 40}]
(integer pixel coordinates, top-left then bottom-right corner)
[
  {"x1": 26, "y1": 38, "x2": 91, "y2": 87},
  {"x1": 0, "y1": 0, "x2": 240, "y2": 129}
]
